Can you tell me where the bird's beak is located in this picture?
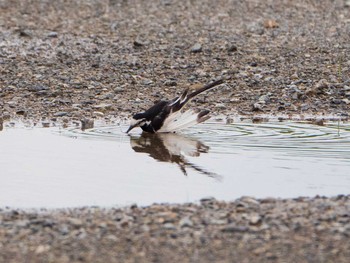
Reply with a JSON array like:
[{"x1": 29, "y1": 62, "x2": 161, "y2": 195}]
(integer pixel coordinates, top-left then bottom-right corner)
[{"x1": 126, "y1": 125, "x2": 135, "y2": 133}]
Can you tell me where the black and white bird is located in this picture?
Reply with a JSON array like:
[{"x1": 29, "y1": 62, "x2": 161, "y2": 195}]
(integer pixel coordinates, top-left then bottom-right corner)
[{"x1": 126, "y1": 79, "x2": 224, "y2": 133}]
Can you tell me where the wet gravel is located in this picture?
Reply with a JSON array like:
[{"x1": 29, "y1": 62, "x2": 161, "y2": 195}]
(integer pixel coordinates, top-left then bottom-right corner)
[{"x1": 1, "y1": 0, "x2": 350, "y2": 262}]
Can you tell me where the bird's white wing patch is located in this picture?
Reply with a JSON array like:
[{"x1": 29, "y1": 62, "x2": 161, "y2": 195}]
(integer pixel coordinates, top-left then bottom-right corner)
[{"x1": 158, "y1": 110, "x2": 208, "y2": 133}]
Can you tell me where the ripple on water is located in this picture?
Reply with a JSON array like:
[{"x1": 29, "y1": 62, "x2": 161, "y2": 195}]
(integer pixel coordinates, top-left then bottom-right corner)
[
  {"x1": 60, "y1": 120, "x2": 350, "y2": 159},
  {"x1": 183, "y1": 121, "x2": 350, "y2": 159}
]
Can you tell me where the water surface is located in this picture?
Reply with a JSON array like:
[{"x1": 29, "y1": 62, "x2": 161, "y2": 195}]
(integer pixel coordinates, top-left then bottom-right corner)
[{"x1": 0, "y1": 121, "x2": 349, "y2": 208}]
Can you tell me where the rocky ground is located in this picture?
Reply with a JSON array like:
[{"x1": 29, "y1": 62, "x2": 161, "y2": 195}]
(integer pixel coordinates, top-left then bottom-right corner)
[
  {"x1": 1, "y1": 196, "x2": 350, "y2": 263},
  {"x1": 1, "y1": 0, "x2": 350, "y2": 262},
  {"x1": 1, "y1": 0, "x2": 350, "y2": 124}
]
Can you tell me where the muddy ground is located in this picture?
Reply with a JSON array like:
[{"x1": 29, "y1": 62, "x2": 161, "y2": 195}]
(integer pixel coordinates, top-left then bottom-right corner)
[{"x1": 1, "y1": 0, "x2": 350, "y2": 262}]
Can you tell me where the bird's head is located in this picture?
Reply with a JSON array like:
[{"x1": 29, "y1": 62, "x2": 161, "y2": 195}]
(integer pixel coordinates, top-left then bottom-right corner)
[{"x1": 126, "y1": 113, "x2": 147, "y2": 133}]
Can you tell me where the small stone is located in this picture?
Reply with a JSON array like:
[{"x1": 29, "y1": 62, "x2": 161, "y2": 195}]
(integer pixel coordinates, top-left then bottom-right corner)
[
  {"x1": 81, "y1": 118, "x2": 94, "y2": 130},
  {"x1": 240, "y1": 196, "x2": 260, "y2": 205},
  {"x1": 301, "y1": 104, "x2": 310, "y2": 111},
  {"x1": 247, "y1": 23, "x2": 264, "y2": 35},
  {"x1": 54, "y1": 111, "x2": 68, "y2": 117},
  {"x1": 179, "y1": 217, "x2": 193, "y2": 228},
  {"x1": 215, "y1": 103, "x2": 227, "y2": 109},
  {"x1": 19, "y1": 29, "x2": 31, "y2": 37},
  {"x1": 200, "y1": 197, "x2": 216, "y2": 203},
  {"x1": 258, "y1": 94, "x2": 270, "y2": 103},
  {"x1": 16, "y1": 110, "x2": 27, "y2": 116},
  {"x1": 114, "y1": 87, "x2": 124, "y2": 93},
  {"x1": 190, "y1": 43, "x2": 202, "y2": 53},
  {"x1": 28, "y1": 85, "x2": 49, "y2": 92},
  {"x1": 59, "y1": 224, "x2": 70, "y2": 235},
  {"x1": 264, "y1": 19, "x2": 279, "y2": 28},
  {"x1": 221, "y1": 224, "x2": 249, "y2": 233},
  {"x1": 249, "y1": 215, "x2": 262, "y2": 226},
  {"x1": 314, "y1": 119, "x2": 324, "y2": 126},
  {"x1": 93, "y1": 111, "x2": 104, "y2": 117},
  {"x1": 42, "y1": 121, "x2": 50, "y2": 128},
  {"x1": 106, "y1": 234, "x2": 118, "y2": 241},
  {"x1": 163, "y1": 223, "x2": 177, "y2": 230},
  {"x1": 142, "y1": 79, "x2": 153, "y2": 85},
  {"x1": 15, "y1": 219, "x2": 30, "y2": 227},
  {"x1": 67, "y1": 218, "x2": 83, "y2": 228},
  {"x1": 164, "y1": 80, "x2": 177, "y2": 86},
  {"x1": 35, "y1": 245, "x2": 50, "y2": 254},
  {"x1": 47, "y1": 31, "x2": 58, "y2": 38},
  {"x1": 133, "y1": 39, "x2": 144, "y2": 47},
  {"x1": 93, "y1": 103, "x2": 112, "y2": 110},
  {"x1": 253, "y1": 102, "x2": 264, "y2": 111},
  {"x1": 209, "y1": 219, "x2": 227, "y2": 225},
  {"x1": 342, "y1": 98, "x2": 350, "y2": 104},
  {"x1": 7, "y1": 100, "x2": 17, "y2": 108},
  {"x1": 227, "y1": 44, "x2": 238, "y2": 52}
]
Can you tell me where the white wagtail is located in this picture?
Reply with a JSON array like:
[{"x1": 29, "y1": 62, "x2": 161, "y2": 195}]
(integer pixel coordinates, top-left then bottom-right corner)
[{"x1": 126, "y1": 78, "x2": 224, "y2": 133}]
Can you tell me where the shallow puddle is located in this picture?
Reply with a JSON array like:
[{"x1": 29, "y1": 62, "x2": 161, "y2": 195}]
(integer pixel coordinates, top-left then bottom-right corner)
[{"x1": 0, "y1": 120, "x2": 349, "y2": 208}]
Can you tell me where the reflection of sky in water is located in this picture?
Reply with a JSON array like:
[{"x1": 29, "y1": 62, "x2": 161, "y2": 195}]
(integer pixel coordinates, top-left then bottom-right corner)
[{"x1": 0, "y1": 121, "x2": 349, "y2": 208}]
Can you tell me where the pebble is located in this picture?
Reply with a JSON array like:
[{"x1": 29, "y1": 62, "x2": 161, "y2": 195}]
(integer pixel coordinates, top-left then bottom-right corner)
[
  {"x1": 179, "y1": 217, "x2": 193, "y2": 228},
  {"x1": 42, "y1": 121, "x2": 50, "y2": 128},
  {"x1": 54, "y1": 111, "x2": 68, "y2": 117},
  {"x1": 164, "y1": 80, "x2": 177, "y2": 86},
  {"x1": 190, "y1": 43, "x2": 202, "y2": 53},
  {"x1": 200, "y1": 197, "x2": 216, "y2": 203},
  {"x1": 221, "y1": 224, "x2": 249, "y2": 233},
  {"x1": 342, "y1": 98, "x2": 350, "y2": 104},
  {"x1": 253, "y1": 102, "x2": 264, "y2": 111},
  {"x1": 81, "y1": 118, "x2": 94, "y2": 130},
  {"x1": 47, "y1": 31, "x2": 58, "y2": 38},
  {"x1": 93, "y1": 111, "x2": 104, "y2": 117},
  {"x1": 249, "y1": 215, "x2": 262, "y2": 226},
  {"x1": 114, "y1": 87, "x2": 125, "y2": 93},
  {"x1": 215, "y1": 103, "x2": 227, "y2": 109},
  {"x1": 258, "y1": 94, "x2": 270, "y2": 103},
  {"x1": 67, "y1": 218, "x2": 83, "y2": 228},
  {"x1": 93, "y1": 103, "x2": 112, "y2": 110},
  {"x1": 227, "y1": 44, "x2": 238, "y2": 53},
  {"x1": 133, "y1": 39, "x2": 145, "y2": 47},
  {"x1": 28, "y1": 85, "x2": 49, "y2": 92},
  {"x1": 16, "y1": 110, "x2": 26, "y2": 115},
  {"x1": 163, "y1": 223, "x2": 177, "y2": 230},
  {"x1": 35, "y1": 245, "x2": 50, "y2": 254}
]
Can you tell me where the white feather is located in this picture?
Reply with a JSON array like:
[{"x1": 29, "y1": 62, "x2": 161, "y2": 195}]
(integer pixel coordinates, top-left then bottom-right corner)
[{"x1": 158, "y1": 109, "x2": 206, "y2": 133}]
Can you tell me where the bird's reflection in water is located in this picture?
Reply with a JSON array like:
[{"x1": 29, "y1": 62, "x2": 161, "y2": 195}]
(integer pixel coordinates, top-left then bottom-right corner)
[{"x1": 130, "y1": 132, "x2": 221, "y2": 180}]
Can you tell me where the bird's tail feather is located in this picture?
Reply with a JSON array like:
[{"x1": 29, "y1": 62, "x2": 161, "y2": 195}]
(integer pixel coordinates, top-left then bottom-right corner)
[
  {"x1": 187, "y1": 78, "x2": 224, "y2": 100},
  {"x1": 158, "y1": 109, "x2": 210, "y2": 133},
  {"x1": 169, "y1": 79, "x2": 223, "y2": 111}
]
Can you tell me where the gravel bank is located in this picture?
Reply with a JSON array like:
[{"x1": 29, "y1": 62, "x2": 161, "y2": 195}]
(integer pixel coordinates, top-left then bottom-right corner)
[
  {"x1": 1, "y1": 0, "x2": 350, "y2": 123},
  {"x1": 1, "y1": 0, "x2": 350, "y2": 262},
  {"x1": 1, "y1": 196, "x2": 350, "y2": 263}
]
